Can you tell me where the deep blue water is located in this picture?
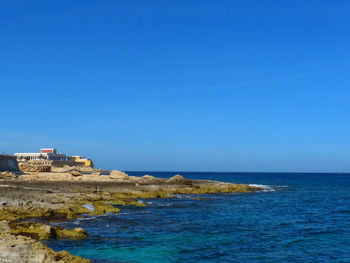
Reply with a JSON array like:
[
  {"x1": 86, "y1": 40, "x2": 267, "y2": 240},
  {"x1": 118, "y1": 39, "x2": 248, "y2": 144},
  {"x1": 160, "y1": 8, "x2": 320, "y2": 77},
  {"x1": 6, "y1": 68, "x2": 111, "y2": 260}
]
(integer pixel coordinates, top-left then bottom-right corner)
[{"x1": 46, "y1": 172, "x2": 350, "y2": 263}]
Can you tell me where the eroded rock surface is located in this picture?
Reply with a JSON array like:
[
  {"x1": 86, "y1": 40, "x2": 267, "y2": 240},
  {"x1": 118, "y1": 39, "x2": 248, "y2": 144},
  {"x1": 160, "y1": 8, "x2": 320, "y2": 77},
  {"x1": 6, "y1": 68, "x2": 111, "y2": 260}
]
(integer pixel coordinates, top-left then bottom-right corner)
[
  {"x1": 9, "y1": 222, "x2": 88, "y2": 240},
  {"x1": 0, "y1": 171, "x2": 262, "y2": 262},
  {"x1": 0, "y1": 232, "x2": 89, "y2": 263}
]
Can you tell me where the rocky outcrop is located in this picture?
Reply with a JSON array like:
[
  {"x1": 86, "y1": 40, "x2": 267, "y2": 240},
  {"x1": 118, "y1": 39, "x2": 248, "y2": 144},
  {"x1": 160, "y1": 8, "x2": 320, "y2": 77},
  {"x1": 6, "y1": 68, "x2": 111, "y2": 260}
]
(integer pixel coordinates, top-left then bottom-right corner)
[
  {"x1": 0, "y1": 220, "x2": 89, "y2": 262},
  {"x1": 136, "y1": 175, "x2": 164, "y2": 185},
  {"x1": 0, "y1": 171, "x2": 18, "y2": 178},
  {"x1": 166, "y1": 174, "x2": 192, "y2": 185},
  {"x1": 0, "y1": 206, "x2": 55, "y2": 221},
  {"x1": 0, "y1": 171, "x2": 263, "y2": 262},
  {"x1": 10, "y1": 222, "x2": 54, "y2": 240},
  {"x1": 109, "y1": 170, "x2": 130, "y2": 179},
  {"x1": 18, "y1": 161, "x2": 52, "y2": 173},
  {"x1": 70, "y1": 170, "x2": 82, "y2": 177},
  {"x1": 0, "y1": 232, "x2": 89, "y2": 263},
  {"x1": 9, "y1": 222, "x2": 88, "y2": 240},
  {"x1": 55, "y1": 227, "x2": 87, "y2": 239},
  {"x1": 51, "y1": 165, "x2": 100, "y2": 173}
]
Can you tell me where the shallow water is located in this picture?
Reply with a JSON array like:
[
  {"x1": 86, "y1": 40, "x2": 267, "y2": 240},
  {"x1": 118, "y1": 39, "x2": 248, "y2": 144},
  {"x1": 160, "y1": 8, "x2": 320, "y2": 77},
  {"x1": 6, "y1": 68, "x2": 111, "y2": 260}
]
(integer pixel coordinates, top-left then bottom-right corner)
[{"x1": 45, "y1": 172, "x2": 350, "y2": 263}]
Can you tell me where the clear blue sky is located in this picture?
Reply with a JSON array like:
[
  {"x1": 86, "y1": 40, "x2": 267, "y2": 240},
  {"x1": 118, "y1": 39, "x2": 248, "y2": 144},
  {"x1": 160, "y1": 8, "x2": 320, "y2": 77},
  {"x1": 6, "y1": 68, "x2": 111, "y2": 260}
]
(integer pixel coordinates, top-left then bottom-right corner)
[{"x1": 1, "y1": 0, "x2": 350, "y2": 172}]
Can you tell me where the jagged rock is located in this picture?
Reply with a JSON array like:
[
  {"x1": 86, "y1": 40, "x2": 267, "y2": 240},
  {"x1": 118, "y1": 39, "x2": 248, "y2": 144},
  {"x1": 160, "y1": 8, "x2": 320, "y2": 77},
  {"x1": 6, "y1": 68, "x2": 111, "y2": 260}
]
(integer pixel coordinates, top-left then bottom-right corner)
[
  {"x1": 0, "y1": 171, "x2": 263, "y2": 263},
  {"x1": 0, "y1": 206, "x2": 54, "y2": 221},
  {"x1": 91, "y1": 201, "x2": 120, "y2": 215},
  {"x1": 70, "y1": 171, "x2": 82, "y2": 177},
  {"x1": 0, "y1": 171, "x2": 16, "y2": 177},
  {"x1": 55, "y1": 227, "x2": 88, "y2": 239},
  {"x1": 9, "y1": 222, "x2": 88, "y2": 241},
  {"x1": 18, "y1": 161, "x2": 51, "y2": 173},
  {"x1": 0, "y1": 233, "x2": 89, "y2": 263},
  {"x1": 109, "y1": 170, "x2": 129, "y2": 179},
  {"x1": 142, "y1": 175, "x2": 159, "y2": 180},
  {"x1": 166, "y1": 174, "x2": 191, "y2": 184},
  {"x1": 137, "y1": 175, "x2": 164, "y2": 185},
  {"x1": 10, "y1": 222, "x2": 53, "y2": 240}
]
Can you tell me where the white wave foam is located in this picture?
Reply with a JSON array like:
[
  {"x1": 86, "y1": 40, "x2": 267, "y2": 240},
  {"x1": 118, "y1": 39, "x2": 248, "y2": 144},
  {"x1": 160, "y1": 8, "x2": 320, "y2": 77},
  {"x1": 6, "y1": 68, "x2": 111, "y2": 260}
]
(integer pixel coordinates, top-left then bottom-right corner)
[
  {"x1": 249, "y1": 184, "x2": 287, "y2": 192},
  {"x1": 83, "y1": 203, "x2": 95, "y2": 212},
  {"x1": 154, "y1": 202, "x2": 172, "y2": 207},
  {"x1": 77, "y1": 216, "x2": 97, "y2": 221},
  {"x1": 175, "y1": 194, "x2": 194, "y2": 199}
]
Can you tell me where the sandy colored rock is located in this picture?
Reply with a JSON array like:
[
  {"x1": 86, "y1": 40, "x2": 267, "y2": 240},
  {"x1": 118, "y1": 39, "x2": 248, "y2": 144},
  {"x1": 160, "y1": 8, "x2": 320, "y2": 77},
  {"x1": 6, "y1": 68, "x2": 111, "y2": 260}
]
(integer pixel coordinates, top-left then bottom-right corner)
[
  {"x1": 70, "y1": 171, "x2": 82, "y2": 177},
  {"x1": 135, "y1": 175, "x2": 164, "y2": 185},
  {"x1": 109, "y1": 170, "x2": 129, "y2": 179},
  {"x1": 0, "y1": 233, "x2": 89, "y2": 263},
  {"x1": 18, "y1": 161, "x2": 51, "y2": 173},
  {"x1": 55, "y1": 227, "x2": 88, "y2": 239},
  {"x1": 10, "y1": 222, "x2": 53, "y2": 240},
  {"x1": 9, "y1": 222, "x2": 88, "y2": 241},
  {"x1": 166, "y1": 174, "x2": 192, "y2": 185},
  {"x1": 0, "y1": 171, "x2": 16, "y2": 177},
  {"x1": 0, "y1": 171, "x2": 263, "y2": 262},
  {"x1": 0, "y1": 206, "x2": 54, "y2": 221}
]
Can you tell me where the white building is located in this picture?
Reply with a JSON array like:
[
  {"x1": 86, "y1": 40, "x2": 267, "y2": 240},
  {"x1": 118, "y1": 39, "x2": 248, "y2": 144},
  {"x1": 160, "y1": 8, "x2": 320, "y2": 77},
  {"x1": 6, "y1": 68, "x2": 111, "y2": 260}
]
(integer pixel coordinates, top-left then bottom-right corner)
[{"x1": 14, "y1": 148, "x2": 70, "y2": 162}]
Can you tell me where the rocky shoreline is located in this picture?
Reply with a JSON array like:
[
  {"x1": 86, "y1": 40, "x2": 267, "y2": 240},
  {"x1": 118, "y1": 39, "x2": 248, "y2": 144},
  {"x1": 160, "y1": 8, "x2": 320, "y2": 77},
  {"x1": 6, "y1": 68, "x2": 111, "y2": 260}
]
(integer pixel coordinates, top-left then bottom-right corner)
[{"x1": 0, "y1": 170, "x2": 262, "y2": 263}]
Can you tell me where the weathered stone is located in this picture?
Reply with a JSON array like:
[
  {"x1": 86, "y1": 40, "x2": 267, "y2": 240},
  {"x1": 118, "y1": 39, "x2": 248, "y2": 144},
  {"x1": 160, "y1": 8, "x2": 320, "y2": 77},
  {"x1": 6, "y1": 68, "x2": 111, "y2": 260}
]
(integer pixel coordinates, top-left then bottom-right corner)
[
  {"x1": 137, "y1": 175, "x2": 164, "y2": 185},
  {"x1": 0, "y1": 171, "x2": 16, "y2": 177},
  {"x1": 70, "y1": 171, "x2": 82, "y2": 177},
  {"x1": 10, "y1": 222, "x2": 53, "y2": 240},
  {"x1": 55, "y1": 227, "x2": 88, "y2": 239},
  {"x1": 9, "y1": 222, "x2": 89, "y2": 241},
  {"x1": 0, "y1": 233, "x2": 89, "y2": 263},
  {"x1": 92, "y1": 201, "x2": 120, "y2": 215},
  {"x1": 0, "y1": 170, "x2": 263, "y2": 262},
  {"x1": 18, "y1": 161, "x2": 51, "y2": 173},
  {"x1": 166, "y1": 174, "x2": 192, "y2": 185},
  {"x1": 109, "y1": 170, "x2": 129, "y2": 179}
]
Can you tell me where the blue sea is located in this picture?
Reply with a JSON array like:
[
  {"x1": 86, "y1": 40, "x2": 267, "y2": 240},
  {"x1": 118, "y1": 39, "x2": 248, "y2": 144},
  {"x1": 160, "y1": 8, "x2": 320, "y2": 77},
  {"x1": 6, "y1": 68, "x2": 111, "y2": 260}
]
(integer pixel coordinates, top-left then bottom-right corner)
[{"x1": 46, "y1": 172, "x2": 350, "y2": 263}]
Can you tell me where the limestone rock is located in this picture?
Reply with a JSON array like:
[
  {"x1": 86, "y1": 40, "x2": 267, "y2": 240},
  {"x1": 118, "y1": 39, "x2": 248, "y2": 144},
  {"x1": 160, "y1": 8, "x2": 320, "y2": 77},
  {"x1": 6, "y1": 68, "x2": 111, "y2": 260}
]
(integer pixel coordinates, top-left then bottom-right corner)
[
  {"x1": 138, "y1": 175, "x2": 163, "y2": 185},
  {"x1": 55, "y1": 227, "x2": 88, "y2": 239},
  {"x1": 8, "y1": 222, "x2": 89, "y2": 241},
  {"x1": 18, "y1": 161, "x2": 51, "y2": 173},
  {"x1": 166, "y1": 174, "x2": 191, "y2": 185},
  {"x1": 10, "y1": 222, "x2": 54, "y2": 240},
  {"x1": 0, "y1": 171, "x2": 16, "y2": 177},
  {"x1": 109, "y1": 170, "x2": 129, "y2": 179},
  {"x1": 0, "y1": 233, "x2": 89, "y2": 263},
  {"x1": 70, "y1": 171, "x2": 82, "y2": 177}
]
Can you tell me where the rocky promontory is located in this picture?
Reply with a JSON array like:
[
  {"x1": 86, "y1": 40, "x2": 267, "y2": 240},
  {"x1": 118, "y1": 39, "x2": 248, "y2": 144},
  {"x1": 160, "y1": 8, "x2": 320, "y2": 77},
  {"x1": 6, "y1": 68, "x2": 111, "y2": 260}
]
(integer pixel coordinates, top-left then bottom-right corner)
[{"x1": 0, "y1": 169, "x2": 262, "y2": 262}]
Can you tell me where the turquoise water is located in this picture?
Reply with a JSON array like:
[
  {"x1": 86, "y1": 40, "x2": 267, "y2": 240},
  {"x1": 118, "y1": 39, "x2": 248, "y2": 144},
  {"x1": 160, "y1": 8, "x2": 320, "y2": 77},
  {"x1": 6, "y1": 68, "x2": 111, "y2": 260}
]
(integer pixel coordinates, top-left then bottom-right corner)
[{"x1": 46, "y1": 172, "x2": 350, "y2": 262}]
